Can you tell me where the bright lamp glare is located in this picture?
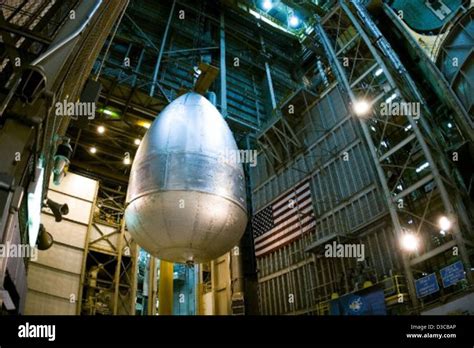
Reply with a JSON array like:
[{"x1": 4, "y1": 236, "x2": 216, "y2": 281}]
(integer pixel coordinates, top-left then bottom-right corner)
[
  {"x1": 375, "y1": 68, "x2": 383, "y2": 77},
  {"x1": 289, "y1": 15, "x2": 299, "y2": 27},
  {"x1": 97, "y1": 125, "x2": 105, "y2": 134},
  {"x1": 353, "y1": 100, "x2": 371, "y2": 116},
  {"x1": 263, "y1": 0, "x2": 272, "y2": 10},
  {"x1": 438, "y1": 216, "x2": 452, "y2": 231},
  {"x1": 90, "y1": 147, "x2": 97, "y2": 154},
  {"x1": 401, "y1": 233, "x2": 419, "y2": 252},
  {"x1": 134, "y1": 138, "x2": 141, "y2": 146}
]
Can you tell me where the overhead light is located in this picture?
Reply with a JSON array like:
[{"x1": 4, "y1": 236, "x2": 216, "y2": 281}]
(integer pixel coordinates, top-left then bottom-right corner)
[
  {"x1": 263, "y1": 0, "x2": 272, "y2": 10},
  {"x1": 101, "y1": 108, "x2": 121, "y2": 119},
  {"x1": 375, "y1": 68, "x2": 383, "y2": 77},
  {"x1": 415, "y1": 162, "x2": 429, "y2": 173},
  {"x1": 90, "y1": 147, "x2": 97, "y2": 154},
  {"x1": 353, "y1": 100, "x2": 371, "y2": 116},
  {"x1": 124, "y1": 153, "x2": 131, "y2": 165},
  {"x1": 385, "y1": 93, "x2": 397, "y2": 104},
  {"x1": 400, "y1": 232, "x2": 419, "y2": 252},
  {"x1": 440, "y1": 230, "x2": 446, "y2": 236},
  {"x1": 447, "y1": 123, "x2": 453, "y2": 129},
  {"x1": 438, "y1": 216, "x2": 452, "y2": 231},
  {"x1": 134, "y1": 138, "x2": 141, "y2": 146},
  {"x1": 289, "y1": 15, "x2": 300, "y2": 27},
  {"x1": 138, "y1": 121, "x2": 151, "y2": 129},
  {"x1": 97, "y1": 125, "x2": 105, "y2": 134}
]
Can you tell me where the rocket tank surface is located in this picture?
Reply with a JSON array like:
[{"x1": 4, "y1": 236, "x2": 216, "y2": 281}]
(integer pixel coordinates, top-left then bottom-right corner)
[{"x1": 124, "y1": 93, "x2": 248, "y2": 264}]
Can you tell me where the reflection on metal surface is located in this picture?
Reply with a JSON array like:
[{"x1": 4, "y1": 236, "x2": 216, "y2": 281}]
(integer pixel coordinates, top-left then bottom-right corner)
[{"x1": 125, "y1": 93, "x2": 247, "y2": 263}]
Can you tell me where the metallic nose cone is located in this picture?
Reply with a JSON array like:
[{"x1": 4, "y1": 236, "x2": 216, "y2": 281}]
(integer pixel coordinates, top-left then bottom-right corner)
[{"x1": 125, "y1": 93, "x2": 248, "y2": 263}]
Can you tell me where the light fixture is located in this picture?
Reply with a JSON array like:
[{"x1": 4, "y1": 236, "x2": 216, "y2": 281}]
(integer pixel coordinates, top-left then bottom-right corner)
[
  {"x1": 289, "y1": 15, "x2": 300, "y2": 27},
  {"x1": 400, "y1": 232, "x2": 419, "y2": 252},
  {"x1": 353, "y1": 100, "x2": 371, "y2": 116},
  {"x1": 124, "y1": 153, "x2": 131, "y2": 165},
  {"x1": 90, "y1": 147, "x2": 97, "y2": 154},
  {"x1": 375, "y1": 68, "x2": 383, "y2": 77},
  {"x1": 37, "y1": 224, "x2": 53, "y2": 251},
  {"x1": 263, "y1": 0, "x2": 272, "y2": 10},
  {"x1": 447, "y1": 123, "x2": 453, "y2": 129},
  {"x1": 134, "y1": 138, "x2": 141, "y2": 146},
  {"x1": 97, "y1": 125, "x2": 105, "y2": 134},
  {"x1": 100, "y1": 108, "x2": 121, "y2": 120},
  {"x1": 440, "y1": 230, "x2": 446, "y2": 236},
  {"x1": 438, "y1": 216, "x2": 452, "y2": 231},
  {"x1": 46, "y1": 199, "x2": 69, "y2": 223},
  {"x1": 415, "y1": 162, "x2": 429, "y2": 173},
  {"x1": 138, "y1": 120, "x2": 151, "y2": 129},
  {"x1": 385, "y1": 93, "x2": 398, "y2": 104}
]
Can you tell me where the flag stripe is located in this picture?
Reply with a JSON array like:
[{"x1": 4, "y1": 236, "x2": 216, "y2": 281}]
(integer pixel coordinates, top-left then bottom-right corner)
[
  {"x1": 271, "y1": 182, "x2": 310, "y2": 212},
  {"x1": 255, "y1": 222, "x2": 316, "y2": 257},
  {"x1": 255, "y1": 215, "x2": 315, "y2": 250},
  {"x1": 252, "y1": 179, "x2": 315, "y2": 258},
  {"x1": 255, "y1": 203, "x2": 313, "y2": 243}
]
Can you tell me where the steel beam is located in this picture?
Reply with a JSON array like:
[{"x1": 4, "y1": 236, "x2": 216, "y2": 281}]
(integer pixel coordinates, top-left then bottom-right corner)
[
  {"x1": 150, "y1": 0, "x2": 176, "y2": 97},
  {"x1": 315, "y1": 17, "x2": 420, "y2": 309},
  {"x1": 220, "y1": 11, "x2": 227, "y2": 117}
]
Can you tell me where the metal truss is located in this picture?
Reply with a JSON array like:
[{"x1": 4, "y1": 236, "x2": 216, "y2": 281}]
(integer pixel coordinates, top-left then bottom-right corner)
[
  {"x1": 78, "y1": 184, "x2": 137, "y2": 315},
  {"x1": 257, "y1": 88, "x2": 319, "y2": 170},
  {"x1": 315, "y1": 0, "x2": 473, "y2": 309},
  {"x1": 435, "y1": 7, "x2": 473, "y2": 127}
]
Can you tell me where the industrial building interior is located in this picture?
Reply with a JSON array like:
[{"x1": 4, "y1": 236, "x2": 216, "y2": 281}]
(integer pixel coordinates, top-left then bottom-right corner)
[{"x1": 0, "y1": 0, "x2": 473, "y2": 317}]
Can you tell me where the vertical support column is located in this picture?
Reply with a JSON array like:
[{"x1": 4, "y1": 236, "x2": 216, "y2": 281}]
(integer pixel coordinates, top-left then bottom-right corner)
[
  {"x1": 158, "y1": 260, "x2": 174, "y2": 315},
  {"x1": 77, "y1": 182, "x2": 99, "y2": 314},
  {"x1": 112, "y1": 219, "x2": 125, "y2": 314},
  {"x1": 219, "y1": 10, "x2": 227, "y2": 118},
  {"x1": 195, "y1": 264, "x2": 202, "y2": 315},
  {"x1": 147, "y1": 256, "x2": 156, "y2": 315},
  {"x1": 150, "y1": 0, "x2": 176, "y2": 96},
  {"x1": 210, "y1": 260, "x2": 217, "y2": 314},
  {"x1": 129, "y1": 244, "x2": 139, "y2": 315}
]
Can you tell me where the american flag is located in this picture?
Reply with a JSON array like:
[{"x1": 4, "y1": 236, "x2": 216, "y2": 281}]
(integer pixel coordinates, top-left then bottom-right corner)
[{"x1": 252, "y1": 179, "x2": 316, "y2": 258}]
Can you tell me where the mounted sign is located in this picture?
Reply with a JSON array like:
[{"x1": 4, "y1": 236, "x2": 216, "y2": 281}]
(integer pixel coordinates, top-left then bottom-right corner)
[
  {"x1": 415, "y1": 273, "x2": 439, "y2": 298},
  {"x1": 440, "y1": 261, "x2": 465, "y2": 288}
]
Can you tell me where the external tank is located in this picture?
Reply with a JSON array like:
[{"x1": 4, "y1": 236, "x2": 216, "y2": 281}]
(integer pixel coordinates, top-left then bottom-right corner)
[{"x1": 125, "y1": 92, "x2": 248, "y2": 264}]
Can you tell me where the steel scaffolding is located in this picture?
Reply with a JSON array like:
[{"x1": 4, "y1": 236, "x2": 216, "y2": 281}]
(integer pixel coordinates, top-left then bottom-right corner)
[{"x1": 315, "y1": 0, "x2": 473, "y2": 310}]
